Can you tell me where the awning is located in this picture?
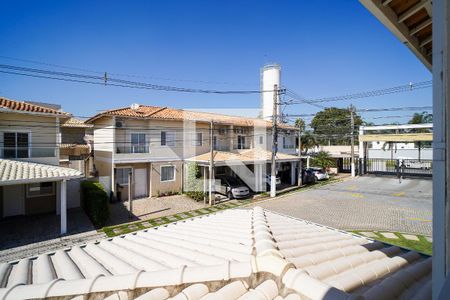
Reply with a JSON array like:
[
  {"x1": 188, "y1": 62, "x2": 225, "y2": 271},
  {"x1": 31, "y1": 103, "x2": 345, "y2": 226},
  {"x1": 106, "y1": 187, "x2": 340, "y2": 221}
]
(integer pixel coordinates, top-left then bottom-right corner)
[
  {"x1": 186, "y1": 148, "x2": 300, "y2": 166},
  {"x1": 0, "y1": 159, "x2": 83, "y2": 186}
]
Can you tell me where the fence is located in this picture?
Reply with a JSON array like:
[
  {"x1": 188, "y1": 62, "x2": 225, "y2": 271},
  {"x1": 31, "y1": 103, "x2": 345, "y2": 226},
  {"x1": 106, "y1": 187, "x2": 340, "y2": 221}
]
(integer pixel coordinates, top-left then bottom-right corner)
[{"x1": 359, "y1": 158, "x2": 432, "y2": 178}]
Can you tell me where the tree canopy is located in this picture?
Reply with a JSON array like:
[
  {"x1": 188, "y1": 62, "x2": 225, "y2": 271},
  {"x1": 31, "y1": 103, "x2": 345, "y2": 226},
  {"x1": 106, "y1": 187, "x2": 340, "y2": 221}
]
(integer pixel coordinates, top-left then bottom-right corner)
[{"x1": 310, "y1": 107, "x2": 364, "y2": 145}]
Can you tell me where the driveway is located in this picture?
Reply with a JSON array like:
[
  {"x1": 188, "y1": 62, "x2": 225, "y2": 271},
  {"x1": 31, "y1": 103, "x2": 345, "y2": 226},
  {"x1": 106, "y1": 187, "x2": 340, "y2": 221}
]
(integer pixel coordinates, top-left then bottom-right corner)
[
  {"x1": 250, "y1": 176, "x2": 432, "y2": 236},
  {"x1": 107, "y1": 194, "x2": 207, "y2": 226}
]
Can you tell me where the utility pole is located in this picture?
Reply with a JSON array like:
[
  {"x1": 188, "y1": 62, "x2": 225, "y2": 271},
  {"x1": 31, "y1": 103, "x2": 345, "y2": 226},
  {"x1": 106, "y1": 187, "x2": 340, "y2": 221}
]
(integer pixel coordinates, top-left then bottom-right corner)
[
  {"x1": 349, "y1": 104, "x2": 356, "y2": 177},
  {"x1": 297, "y1": 126, "x2": 302, "y2": 186},
  {"x1": 209, "y1": 120, "x2": 215, "y2": 205},
  {"x1": 270, "y1": 84, "x2": 278, "y2": 198},
  {"x1": 128, "y1": 171, "x2": 133, "y2": 218}
]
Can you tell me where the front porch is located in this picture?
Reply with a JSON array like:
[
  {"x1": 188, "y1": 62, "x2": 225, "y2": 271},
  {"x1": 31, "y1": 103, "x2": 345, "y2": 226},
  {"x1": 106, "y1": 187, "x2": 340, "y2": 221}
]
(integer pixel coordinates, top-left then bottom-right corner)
[{"x1": 0, "y1": 159, "x2": 83, "y2": 236}]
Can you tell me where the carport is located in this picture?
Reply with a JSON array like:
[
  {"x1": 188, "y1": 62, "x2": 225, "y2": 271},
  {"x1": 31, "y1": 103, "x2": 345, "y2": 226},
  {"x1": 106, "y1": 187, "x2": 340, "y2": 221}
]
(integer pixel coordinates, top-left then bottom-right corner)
[
  {"x1": 186, "y1": 148, "x2": 301, "y2": 195},
  {"x1": 0, "y1": 159, "x2": 82, "y2": 235}
]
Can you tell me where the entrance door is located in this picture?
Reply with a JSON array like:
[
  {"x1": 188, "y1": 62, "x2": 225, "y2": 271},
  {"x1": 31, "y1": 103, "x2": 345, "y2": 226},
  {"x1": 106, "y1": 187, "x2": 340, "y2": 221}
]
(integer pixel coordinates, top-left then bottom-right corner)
[
  {"x1": 134, "y1": 168, "x2": 148, "y2": 198},
  {"x1": 3, "y1": 185, "x2": 25, "y2": 217}
]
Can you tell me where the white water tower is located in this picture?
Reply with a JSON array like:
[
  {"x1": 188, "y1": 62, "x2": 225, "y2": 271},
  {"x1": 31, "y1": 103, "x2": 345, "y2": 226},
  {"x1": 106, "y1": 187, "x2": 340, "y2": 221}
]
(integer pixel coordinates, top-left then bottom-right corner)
[{"x1": 260, "y1": 64, "x2": 281, "y2": 121}]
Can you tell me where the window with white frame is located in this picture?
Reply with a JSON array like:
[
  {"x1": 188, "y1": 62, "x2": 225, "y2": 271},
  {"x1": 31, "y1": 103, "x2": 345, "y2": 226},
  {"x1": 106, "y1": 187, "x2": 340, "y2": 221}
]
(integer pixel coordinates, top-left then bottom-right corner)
[
  {"x1": 3, "y1": 132, "x2": 29, "y2": 158},
  {"x1": 131, "y1": 133, "x2": 146, "y2": 153},
  {"x1": 161, "y1": 165, "x2": 175, "y2": 182},
  {"x1": 192, "y1": 132, "x2": 203, "y2": 146},
  {"x1": 161, "y1": 131, "x2": 175, "y2": 146},
  {"x1": 27, "y1": 182, "x2": 55, "y2": 198},
  {"x1": 116, "y1": 168, "x2": 132, "y2": 185}
]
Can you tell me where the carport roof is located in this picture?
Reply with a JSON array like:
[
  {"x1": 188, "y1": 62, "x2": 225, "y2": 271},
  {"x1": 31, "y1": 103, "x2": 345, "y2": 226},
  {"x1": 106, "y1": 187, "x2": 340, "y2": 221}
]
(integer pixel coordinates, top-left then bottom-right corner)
[
  {"x1": 0, "y1": 159, "x2": 83, "y2": 185},
  {"x1": 186, "y1": 148, "x2": 300, "y2": 166},
  {"x1": 0, "y1": 207, "x2": 431, "y2": 299}
]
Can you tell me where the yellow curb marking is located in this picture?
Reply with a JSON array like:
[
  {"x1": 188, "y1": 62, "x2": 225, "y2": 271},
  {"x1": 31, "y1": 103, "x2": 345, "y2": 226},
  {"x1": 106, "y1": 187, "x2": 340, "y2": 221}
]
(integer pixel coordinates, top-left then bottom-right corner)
[
  {"x1": 349, "y1": 193, "x2": 365, "y2": 198},
  {"x1": 392, "y1": 192, "x2": 406, "y2": 197},
  {"x1": 346, "y1": 185, "x2": 357, "y2": 190},
  {"x1": 407, "y1": 217, "x2": 432, "y2": 223}
]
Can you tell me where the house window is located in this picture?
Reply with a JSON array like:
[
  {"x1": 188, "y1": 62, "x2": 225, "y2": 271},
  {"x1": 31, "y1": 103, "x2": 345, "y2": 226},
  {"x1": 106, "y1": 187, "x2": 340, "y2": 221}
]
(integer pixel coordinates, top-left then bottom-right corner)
[
  {"x1": 131, "y1": 133, "x2": 146, "y2": 153},
  {"x1": 259, "y1": 136, "x2": 264, "y2": 144},
  {"x1": 213, "y1": 136, "x2": 218, "y2": 150},
  {"x1": 237, "y1": 135, "x2": 246, "y2": 149},
  {"x1": 161, "y1": 165, "x2": 175, "y2": 182},
  {"x1": 161, "y1": 131, "x2": 175, "y2": 146},
  {"x1": 192, "y1": 132, "x2": 203, "y2": 146},
  {"x1": 3, "y1": 132, "x2": 29, "y2": 158},
  {"x1": 116, "y1": 168, "x2": 132, "y2": 185},
  {"x1": 27, "y1": 182, "x2": 55, "y2": 198}
]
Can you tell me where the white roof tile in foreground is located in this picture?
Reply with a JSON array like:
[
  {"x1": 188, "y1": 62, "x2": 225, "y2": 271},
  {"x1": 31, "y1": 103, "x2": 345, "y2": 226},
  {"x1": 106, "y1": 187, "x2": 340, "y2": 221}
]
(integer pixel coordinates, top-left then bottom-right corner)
[
  {"x1": 0, "y1": 159, "x2": 82, "y2": 185},
  {"x1": 0, "y1": 207, "x2": 431, "y2": 299}
]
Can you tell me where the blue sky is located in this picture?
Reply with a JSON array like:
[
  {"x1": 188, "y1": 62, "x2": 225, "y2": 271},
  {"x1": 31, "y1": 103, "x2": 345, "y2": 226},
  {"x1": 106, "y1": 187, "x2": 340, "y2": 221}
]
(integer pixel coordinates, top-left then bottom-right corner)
[{"x1": 0, "y1": 0, "x2": 431, "y2": 124}]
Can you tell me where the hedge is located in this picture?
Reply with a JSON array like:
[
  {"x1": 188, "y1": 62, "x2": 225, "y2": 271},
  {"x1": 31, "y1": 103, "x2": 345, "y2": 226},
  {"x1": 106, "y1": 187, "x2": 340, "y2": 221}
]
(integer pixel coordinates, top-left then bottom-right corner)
[{"x1": 81, "y1": 181, "x2": 110, "y2": 227}]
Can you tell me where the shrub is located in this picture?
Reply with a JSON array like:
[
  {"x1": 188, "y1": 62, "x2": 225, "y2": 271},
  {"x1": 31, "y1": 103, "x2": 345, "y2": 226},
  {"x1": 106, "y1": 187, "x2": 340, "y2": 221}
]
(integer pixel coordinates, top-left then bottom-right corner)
[
  {"x1": 81, "y1": 181, "x2": 110, "y2": 227},
  {"x1": 184, "y1": 163, "x2": 206, "y2": 201}
]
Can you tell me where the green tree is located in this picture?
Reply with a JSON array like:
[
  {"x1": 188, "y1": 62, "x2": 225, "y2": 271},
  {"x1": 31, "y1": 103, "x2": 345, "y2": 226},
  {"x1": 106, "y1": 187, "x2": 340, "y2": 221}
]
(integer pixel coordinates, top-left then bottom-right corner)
[
  {"x1": 310, "y1": 107, "x2": 363, "y2": 145},
  {"x1": 300, "y1": 131, "x2": 318, "y2": 153},
  {"x1": 294, "y1": 118, "x2": 306, "y2": 132},
  {"x1": 311, "y1": 151, "x2": 335, "y2": 169},
  {"x1": 408, "y1": 111, "x2": 433, "y2": 161}
]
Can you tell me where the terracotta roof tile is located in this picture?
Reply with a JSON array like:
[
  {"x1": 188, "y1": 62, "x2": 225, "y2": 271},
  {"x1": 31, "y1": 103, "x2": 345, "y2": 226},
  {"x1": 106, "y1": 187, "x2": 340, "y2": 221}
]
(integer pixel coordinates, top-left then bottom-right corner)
[
  {"x1": 61, "y1": 118, "x2": 93, "y2": 128},
  {"x1": 87, "y1": 104, "x2": 296, "y2": 129},
  {"x1": 0, "y1": 97, "x2": 69, "y2": 116}
]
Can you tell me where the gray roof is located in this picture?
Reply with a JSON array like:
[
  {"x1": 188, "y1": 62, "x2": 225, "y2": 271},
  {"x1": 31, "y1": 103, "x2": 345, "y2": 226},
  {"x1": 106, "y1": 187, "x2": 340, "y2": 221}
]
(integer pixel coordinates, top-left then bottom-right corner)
[
  {"x1": 0, "y1": 207, "x2": 431, "y2": 299},
  {"x1": 0, "y1": 159, "x2": 83, "y2": 185}
]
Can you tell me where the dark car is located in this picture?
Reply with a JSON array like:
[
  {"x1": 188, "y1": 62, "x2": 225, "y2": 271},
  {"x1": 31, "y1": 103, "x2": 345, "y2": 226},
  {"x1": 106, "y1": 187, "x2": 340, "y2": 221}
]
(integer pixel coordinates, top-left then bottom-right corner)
[
  {"x1": 215, "y1": 175, "x2": 250, "y2": 199},
  {"x1": 302, "y1": 168, "x2": 317, "y2": 185}
]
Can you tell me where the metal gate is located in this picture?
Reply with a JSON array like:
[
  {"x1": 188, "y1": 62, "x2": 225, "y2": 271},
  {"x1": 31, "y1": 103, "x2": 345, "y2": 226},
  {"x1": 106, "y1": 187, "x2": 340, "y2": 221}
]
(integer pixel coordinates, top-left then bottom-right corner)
[{"x1": 359, "y1": 158, "x2": 432, "y2": 178}]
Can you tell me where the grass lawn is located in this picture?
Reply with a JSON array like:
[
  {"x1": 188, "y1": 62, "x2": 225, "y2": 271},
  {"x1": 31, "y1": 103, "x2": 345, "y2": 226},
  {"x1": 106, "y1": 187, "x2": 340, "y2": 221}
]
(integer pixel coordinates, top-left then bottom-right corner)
[{"x1": 352, "y1": 230, "x2": 432, "y2": 255}]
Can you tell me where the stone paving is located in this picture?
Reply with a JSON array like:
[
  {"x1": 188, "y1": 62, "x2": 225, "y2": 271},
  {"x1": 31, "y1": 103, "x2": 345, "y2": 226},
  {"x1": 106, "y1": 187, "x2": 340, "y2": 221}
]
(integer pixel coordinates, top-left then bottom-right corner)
[
  {"x1": 248, "y1": 176, "x2": 432, "y2": 236},
  {"x1": 107, "y1": 194, "x2": 207, "y2": 226}
]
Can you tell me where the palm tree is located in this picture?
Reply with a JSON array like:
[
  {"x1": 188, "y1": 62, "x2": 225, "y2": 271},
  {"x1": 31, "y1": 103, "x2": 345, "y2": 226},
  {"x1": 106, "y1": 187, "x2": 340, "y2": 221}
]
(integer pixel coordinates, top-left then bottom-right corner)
[
  {"x1": 311, "y1": 151, "x2": 335, "y2": 170},
  {"x1": 300, "y1": 131, "x2": 318, "y2": 154},
  {"x1": 408, "y1": 112, "x2": 432, "y2": 161}
]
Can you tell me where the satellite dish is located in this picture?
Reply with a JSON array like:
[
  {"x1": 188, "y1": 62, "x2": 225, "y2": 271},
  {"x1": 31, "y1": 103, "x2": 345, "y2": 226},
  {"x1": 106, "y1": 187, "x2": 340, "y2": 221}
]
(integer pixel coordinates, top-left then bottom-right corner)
[{"x1": 130, "y1": 103, "x2": 140, "y2": 110}]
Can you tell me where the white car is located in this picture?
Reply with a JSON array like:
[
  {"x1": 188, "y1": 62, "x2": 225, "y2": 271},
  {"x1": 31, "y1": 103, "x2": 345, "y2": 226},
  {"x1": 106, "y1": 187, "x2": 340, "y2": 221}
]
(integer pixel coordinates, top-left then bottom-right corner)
[
  {"x1": 215, "y1": 176, "x2": 250, "y2": 199},
  {"x1": 264, "y1": 174, "x2": 281, "y2": 188},
  {"x1": 308, "y1": 168, "x2": 329, "y2": 181}
]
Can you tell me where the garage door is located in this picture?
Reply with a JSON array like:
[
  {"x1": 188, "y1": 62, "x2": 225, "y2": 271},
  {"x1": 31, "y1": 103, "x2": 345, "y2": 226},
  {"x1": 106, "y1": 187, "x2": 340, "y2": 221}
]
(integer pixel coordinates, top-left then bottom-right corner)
[
  {"x1": 134, "y1": 168, "x2": 148, "y2": 198},
  {"x1": 3, "y1": 185, "x2": 25, "y2": 217}
]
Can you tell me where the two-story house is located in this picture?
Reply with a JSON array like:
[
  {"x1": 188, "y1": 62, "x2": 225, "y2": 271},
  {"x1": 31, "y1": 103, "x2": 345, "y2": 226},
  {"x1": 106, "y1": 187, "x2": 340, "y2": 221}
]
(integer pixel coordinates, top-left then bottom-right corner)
[
  {"x1": 0, "y1": 97, "x2": 82, "y2": 234},
  {"x1": 86, "y1": 103, "x2": 299, "y2": 201}
]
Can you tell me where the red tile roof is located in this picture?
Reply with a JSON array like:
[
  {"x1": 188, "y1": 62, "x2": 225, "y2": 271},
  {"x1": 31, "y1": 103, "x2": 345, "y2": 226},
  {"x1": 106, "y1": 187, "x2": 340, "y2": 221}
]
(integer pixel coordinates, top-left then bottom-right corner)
[
  {"x1": 87, "y1": 104, "x2": 296, "y2": 129},
  {"x1": 0, "y1": 97, "x2": 70, "y2": 116}
]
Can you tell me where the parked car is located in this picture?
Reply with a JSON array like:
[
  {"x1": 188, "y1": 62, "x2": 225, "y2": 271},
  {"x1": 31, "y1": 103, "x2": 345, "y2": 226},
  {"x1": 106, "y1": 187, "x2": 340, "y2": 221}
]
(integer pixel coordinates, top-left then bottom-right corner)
[
  {"x1": 302, "y1": 168, "x2": 317, "y2": 184},
  {"x1": 308, "y1": 167, "x2": 329, "y2": 181},
  {"x1": 264, "y1": 174, "x2": 281, "y2": 190},
  {"x1": 215, "y1": 175, "x2": 250, "y2": 199}
]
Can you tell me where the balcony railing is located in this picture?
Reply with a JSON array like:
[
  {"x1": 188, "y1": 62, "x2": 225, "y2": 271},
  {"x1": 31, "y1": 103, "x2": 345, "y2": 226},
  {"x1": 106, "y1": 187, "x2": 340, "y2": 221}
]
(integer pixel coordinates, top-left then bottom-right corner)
[
  {"x1": 233, "y1": 145, "x2": 250, "y2": 150},
  {"x1": 116, "y1": 144, "x2": 150, "y2": 154},
  {"x1": 0, "y1": 147, "x2": 56, "y2": 158}
]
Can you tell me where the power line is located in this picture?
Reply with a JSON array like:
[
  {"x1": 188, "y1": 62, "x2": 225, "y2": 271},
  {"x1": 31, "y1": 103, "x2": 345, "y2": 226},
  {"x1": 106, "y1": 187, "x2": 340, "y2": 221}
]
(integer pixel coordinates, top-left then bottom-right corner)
[
  {"x1": 0, "y1": 55, "x2": 256, "y2": 87},
  {"x1": 282, "y1": 81, "x2": 432, "y2": 105},
  {"x1": 0, "y1": 64, "x2": 273, "y2": 95}
]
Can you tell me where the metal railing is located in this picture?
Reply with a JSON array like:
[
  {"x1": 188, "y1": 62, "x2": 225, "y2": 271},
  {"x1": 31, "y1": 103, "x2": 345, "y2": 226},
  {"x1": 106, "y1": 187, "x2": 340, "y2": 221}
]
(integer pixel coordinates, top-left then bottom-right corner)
[{"x1": 115, "y1": 144, "x2": 149, "y2": 154}]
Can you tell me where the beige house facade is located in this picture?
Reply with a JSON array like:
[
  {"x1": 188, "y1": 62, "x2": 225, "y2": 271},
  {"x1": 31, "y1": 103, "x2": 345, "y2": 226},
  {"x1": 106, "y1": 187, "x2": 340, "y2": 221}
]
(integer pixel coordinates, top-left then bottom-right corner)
[
  {"x1": 0, "y1": 97, "x2": 82, "y2": 234},
  {"x1": 86, "y1": 104, "x2": 299, "y2": 201}
]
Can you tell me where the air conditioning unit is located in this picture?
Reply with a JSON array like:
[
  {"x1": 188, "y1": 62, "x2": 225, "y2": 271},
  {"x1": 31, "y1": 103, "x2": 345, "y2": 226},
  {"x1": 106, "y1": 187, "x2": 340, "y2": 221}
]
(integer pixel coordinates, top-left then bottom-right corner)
[
  {"x1": 218, "y1": 129, "x2": 225, "y2": 135},
  {"x1": 115, "y1": 121, "x2": 123, "y2": 128}
]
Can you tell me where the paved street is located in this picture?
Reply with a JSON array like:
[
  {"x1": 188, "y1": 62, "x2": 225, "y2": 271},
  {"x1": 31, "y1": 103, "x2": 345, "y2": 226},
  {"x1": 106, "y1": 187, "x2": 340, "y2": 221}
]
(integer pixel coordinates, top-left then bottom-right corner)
[{"x1": 250, "y1": 176, "x2": 432, "y2": 236}]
